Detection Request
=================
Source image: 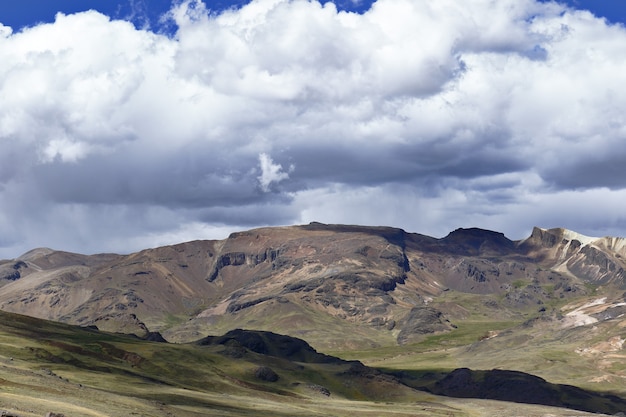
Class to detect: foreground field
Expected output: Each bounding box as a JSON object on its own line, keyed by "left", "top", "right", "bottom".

{"left": 0, "top": 309, "right": 624, "bottom": 417}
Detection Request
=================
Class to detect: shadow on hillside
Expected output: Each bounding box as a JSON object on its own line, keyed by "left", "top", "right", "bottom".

{"left": 193, "top": 329, "right": 626, "bottom": 414}
{"left": 387, "top": 367, "right": 626, "bottom": 415}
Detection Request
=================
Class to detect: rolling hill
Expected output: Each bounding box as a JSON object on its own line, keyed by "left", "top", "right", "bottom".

{"left": 0, "top": 310, "right": 624, "bottom": 416}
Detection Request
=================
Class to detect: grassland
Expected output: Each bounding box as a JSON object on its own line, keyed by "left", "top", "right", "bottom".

{"left": 0, "top": 310, "right": 467, "bottom": 416}
{"left": 1, "top": 292, "right": 624, "bottom": 417}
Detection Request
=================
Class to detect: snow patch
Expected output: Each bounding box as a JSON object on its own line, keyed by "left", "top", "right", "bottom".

{"left": 561, "top": 229, "right": 598, "bottom": 246}
{"left": 561, "top": 298, "right": 606, "bottom": 328}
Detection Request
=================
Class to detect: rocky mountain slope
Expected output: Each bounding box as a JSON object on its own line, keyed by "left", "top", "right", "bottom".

{"left": 1, "top": 223, "right": 626, "bottom": 351}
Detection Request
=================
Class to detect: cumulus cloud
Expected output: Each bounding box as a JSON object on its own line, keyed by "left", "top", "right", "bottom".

{"left": 1, "top": 0, "right": 626, "bottom": 257}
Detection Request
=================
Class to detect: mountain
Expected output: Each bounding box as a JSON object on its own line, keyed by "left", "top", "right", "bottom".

{"left": 1, "top": 223, "right": 626, "bottom": 351}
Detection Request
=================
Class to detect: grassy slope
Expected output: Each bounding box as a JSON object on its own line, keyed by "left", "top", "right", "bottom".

{"left": 0, "top": 310, "right": 468, "bottom": 417}
{"left": 0, "top": 292, "right": 623, "bottom": 417}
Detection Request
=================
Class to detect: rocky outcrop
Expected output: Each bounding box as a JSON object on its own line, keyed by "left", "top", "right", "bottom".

{"left": 207, "top": 248, "right": 282, "bottom": 282}
{"left": 523, "top": 227, "right": 565, "bottom": 249}
{"left": 397, "top": 307, "right": 456, "bottom": 345}
{"left": 254, "top": 366, "right": 279, "bottom": 382}
{"left": 0, "top": 260, "right": 28, "bottom": 283}
{"left": 143, "top": 331, "right": 168, "bottom": 343}
{"left": 196, "top": 329, "right": 342, "bottom": 364}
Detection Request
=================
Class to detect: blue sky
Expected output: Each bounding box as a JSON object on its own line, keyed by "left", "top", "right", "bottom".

{"left": 1, "top": 1, "right": 624, "bottom": 33}
{"left": 565, "top": 0, "right": 626, "bottom": 24}
{"left": 2, "top": 0, "right": 377, "bottom": 33}
{"left": 1, "top": 0, "right": 626, "bottom": 257}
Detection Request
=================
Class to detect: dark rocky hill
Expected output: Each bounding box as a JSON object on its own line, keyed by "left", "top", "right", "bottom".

{"left": 422, "top": 367, "right": 626, "bottom": 415}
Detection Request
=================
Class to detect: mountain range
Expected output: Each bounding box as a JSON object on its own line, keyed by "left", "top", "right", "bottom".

{"left": 2, "top": 223, "right": 625, "bottom": 347}
{"left": 2, "top": 223, "right": 626, "bottom": 415}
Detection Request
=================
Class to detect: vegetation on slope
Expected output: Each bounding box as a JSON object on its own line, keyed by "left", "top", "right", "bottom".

{"left": 1, "top": 309, "right": 625, "bottom": 416}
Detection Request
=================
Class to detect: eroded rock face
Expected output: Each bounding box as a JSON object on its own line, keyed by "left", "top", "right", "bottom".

{"left": 567, "top": 245, "right": 626, "bottom": 284}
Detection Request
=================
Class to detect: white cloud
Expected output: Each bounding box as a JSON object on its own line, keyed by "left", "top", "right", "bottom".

{"left": 1, "top": 0, "right": 626, "bottom": 257}
{"left": 41, "top": 138, "right": 91, "bottom": 163}
{"left": 0, "top": 23, "right": 11, "bottom": 38}
{"left": 257, "top": 153, "right": 291, "bottom": 192}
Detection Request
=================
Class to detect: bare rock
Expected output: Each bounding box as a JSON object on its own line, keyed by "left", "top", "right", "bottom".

{"left": 254, "top": 366, "right": 279, "bottom": 382}
{"left": 306, "top": 384, "right": 330, "bottom": 396}
{"left": 397, "top": 307, "right": 456, "bottom": 345}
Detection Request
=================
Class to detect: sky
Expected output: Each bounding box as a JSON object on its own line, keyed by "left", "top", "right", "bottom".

{"left": 1, "top": 0, "right": 626, "bottom": 258}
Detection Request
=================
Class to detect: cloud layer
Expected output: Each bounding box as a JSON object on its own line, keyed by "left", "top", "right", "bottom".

{"left": 1, "top": 0, "right": 626, "bottom": 257}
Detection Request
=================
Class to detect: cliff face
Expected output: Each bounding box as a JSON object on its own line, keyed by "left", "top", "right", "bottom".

{"left": 1, "top": 223, "right": 626, "bottom": 348}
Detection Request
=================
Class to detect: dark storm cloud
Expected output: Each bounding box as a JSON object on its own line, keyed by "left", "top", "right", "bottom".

{"left": 31, "top": 151, "right": 268, "bottom": 208}
{"left": 285, "top": 135, "right": 527, "bottom": 189}
{"left": 542, "top": 154, "right": 626, "bottom": 190}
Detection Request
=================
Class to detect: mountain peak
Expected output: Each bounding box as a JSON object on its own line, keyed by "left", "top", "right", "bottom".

{"left": 542, "top": 227, "right": 597, "bottom": 246}
{"left": 17, "top": 247, "right": 55, "bottom": 261}
{"left": 445, "top": 227, "right": 508, "bottom": 239}
{"left": 526, "top": 227, "right": 598, "bottom": 248}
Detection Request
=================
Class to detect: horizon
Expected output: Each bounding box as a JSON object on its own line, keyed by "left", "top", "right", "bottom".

{"left": 4, "top": 222, "right": 616, "bottom": 259}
